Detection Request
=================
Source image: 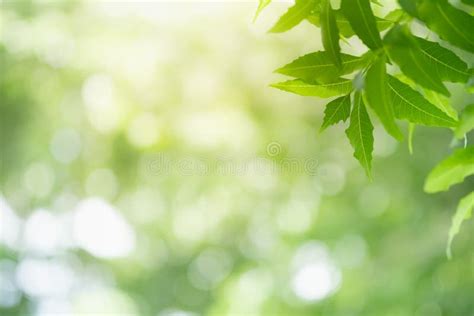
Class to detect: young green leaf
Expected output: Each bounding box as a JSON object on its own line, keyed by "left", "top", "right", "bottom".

{"left": 447, "top": 191, "right": 474, "bottom": 259}
{"left": 455, "top": 104, "right": 474, "bottom": 139}
{"left": 365, "top": 55, "right": 403, "bottom": 141}
{"left": 271, "top": 78, "right": 353, "bottom": 97}
{"left": 320, "top": 94, "right": 351, "bottom": 132}
{"left": 387, "top": 76, "right": 458, "bottom": 127}
{"left": 340, "top": 0, "right": 382, "bottom": 50}
{"left": 345, "top": 93, "right": 374, "bottom": 178}
{"left": 415, "top": 0, "right": 474, "bottom": 53}
{"left": 275, "top": 51, "right": 370, "bottom": 81}
{"left": 384, "top": 26, "right": 450, "bottom": 96}
{"left": 269, "top": 0, "right": 317, "bottom": 33}
{"left": 423, "top": 89, "right": 458, "bottom": 120}
{"left": 424, "top": 147, "right": 474, "bottom": 193}
{"left": 415, "top": 37, "right": 470, "bottom": 83}
{"left": 408, "top": 123, "right": 415, "bottom": 155}
{"left": 254, "top": 0, "right": 272, "bottom": 22}
{"left": 308, "top": 9, "right": 403, "bottom": 38}
{"left": 321, "top": 0, "right": 342, "bottom": 68}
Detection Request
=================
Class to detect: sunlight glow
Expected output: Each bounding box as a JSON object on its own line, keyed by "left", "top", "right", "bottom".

{"left": 73, "top": 198, "right": 135, "bottom": 258}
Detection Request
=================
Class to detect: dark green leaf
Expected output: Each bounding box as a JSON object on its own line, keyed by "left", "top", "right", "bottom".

{"left": 447, "top": 191, "right": 474, "bottom": 259}
{"left": 320, "top": 94, "right": 351, "bottom": 132}
{"left": 455, "top": 104, "right": 474, "bottom": 139}
{"left": 275, "top": 51, "right": 370, "bottom": 81}
{"left": 408, "top": 0, "right": 474, "bottom": 53}
{"left": 365, "top": 55, "right": 403, "bottom": 140}
{"left": 388, "top": 76, "right": 458, "bottom": 127}
{"left": 271, "top": 78, "right": 353, "bottom": 97}
{"left": 345, "top": 93, "right": 374, "bottom": 178}
{"left": 384, "top": 26, "right": 450, "bottom": 96}
{"left": 415, "top": 37, "right": 470, "bottom": 83}
{"left": 269, "top": 0, "right": 317, "bottom": 33}
{"left": 321, "top": 0, "right": 342, "bottom": 68}
{"left": 424, "top": 147, "right": 474, "bottom": 193}
{"left": 340, "top": 0, "right": 383, "bottom": 49}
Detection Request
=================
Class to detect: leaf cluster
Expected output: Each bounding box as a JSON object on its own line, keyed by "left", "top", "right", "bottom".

{"left": 258, "top": 0, "right": 474, "bottom": 256}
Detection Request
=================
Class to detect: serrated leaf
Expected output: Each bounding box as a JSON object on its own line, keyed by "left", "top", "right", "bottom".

{"left": 424, "top": 147, "right": 474, "bottom": 193}
{"left": 384, "top": 26, "right": 450, "bottom": 96}
{"left": 416, "top": 0, "right": 474, "bottom": 53}
{"left": 275, "top": 51, "right": 370, "bottom": 81}
{"left": 320, "top": 94, "right": 351, "bottom": 132}
{"left": 321, "top": 0, "right": 342, "bottom": 68}
{"left": 308, "top": 9, "right": 402, "bottom": 38}
{"left": 447, "top": 191, "right": 474, "bottom": 259}
{"left": 423, "top": 89, "right": 458, "bottom": 120}
{"left": 387, "top": 76, "right": 458, "bottom": 127}
{"left": 340, "top": 0, "right": 382, "bottom": 50}
{"left": 365, "top": 55, "right": 403, "bottom": 140}
{"left": 455, "top": 104, "right": 474, "bottom": 139}
{"left": 415, "top": 37, "right": 470, "bottom": 83}
{"left": 269, "top": 0, "right": 317, "bottom": 33}
{"left": 345, "top": 93, "right": 374, "bottom": 178}
{"left": 271, "top": 78, "right": 353, "bottom": 97}
{"left": 254, "top": 0, "right": 272, "bottom": 22}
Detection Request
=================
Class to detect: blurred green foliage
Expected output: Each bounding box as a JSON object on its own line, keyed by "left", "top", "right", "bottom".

{"left": 0, "top": 1, "right": 473, "bottom": 316}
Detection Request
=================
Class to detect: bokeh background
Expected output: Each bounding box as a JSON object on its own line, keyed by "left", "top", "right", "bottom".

{"left": 1, "top": 1, "right": 474, "bottom": 315}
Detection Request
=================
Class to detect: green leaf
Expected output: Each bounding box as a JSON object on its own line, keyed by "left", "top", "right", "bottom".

{"left": 447, "top": 191, "right": 474, "bottom": 259}
{"left": 320, "top": 94, "right": 351, "bottom": 132}
{"left": 461, "top": 0, "right": 474, "bottom": 5}
{"left": 340, "top": 0, "right": 383, "bottom": 50}
{"left": 254, "top": 0, "right": 272, "bottom": 22}
{"left": 423, "top": 89, "right": 458, "bottom": 120}
{"left": 455, "top": 104, "right": 474, "bottom": 139}
{"left": 365, "top": 55, "right": 403, "bottom": 141}
{"left": 384, "top": 26, "right": 450, "bottom": 96}
{"left": 415, "top": 37, "right": 470, "bottom": 83}
{"left": 345, "top": 93, "right": 374, "bottom": 178}
{"left": 269, "top": 0, "right": 317, "bottom": 33}
{"left": 307, "top": 9, "right": 399, "bottom": 38}
{"left": 271, "top": 78, "right": 353, "bottom": 97}
{"left": 408, "top": 123, "right": 415, "bottom": 155}
{"left": 424, "top": 147, "right": 474, "bottom": 193}
{"left": 321, "top": 0, "right": 342, "bottom": 68}
{"left": 416, "top": 0, "right": 474, "bottom": 53}
{"left": 387, "top": 76, "right": 458, "bottom": 127}
{"left": 275, "top": 51, "right": 370, "bottom": 81}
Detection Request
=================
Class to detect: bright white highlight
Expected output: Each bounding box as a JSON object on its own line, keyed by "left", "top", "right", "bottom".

{"left": 73, "top": 198, "right": 135, "bottom": 258}
{"left": 15, "top": 258, "right": 75, "bottom": 298}
{"left": 23, "top": 209, "right": 60, "bottom": 255}
{"left": 291, "top": 241, "right": 341, "bottom": 302}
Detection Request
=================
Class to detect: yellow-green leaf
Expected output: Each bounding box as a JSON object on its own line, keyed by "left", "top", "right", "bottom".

{"left": 254, "top": 0, "right": 272, "bottom": 22}
{"left": 275, "top": 51, "right": 370, "bottom": 81}
{"left": 271, "top": 78, "right": 353, "bottom": 98}
{"left": 447, "top": 191, "right": 474, "bottom": 259}
{"left": 424, "top": 147, "right": 474, "bottom": 193}
{"left": 455, "top": 104, "right": 474, "bottom": 139}
{"left": 269, "top": 0, "right": 317, "bottom": 33}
